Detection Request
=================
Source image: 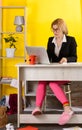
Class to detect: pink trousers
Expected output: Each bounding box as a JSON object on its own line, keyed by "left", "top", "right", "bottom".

{"left": 36, "top": 81, "right": 69, "bottom": 107}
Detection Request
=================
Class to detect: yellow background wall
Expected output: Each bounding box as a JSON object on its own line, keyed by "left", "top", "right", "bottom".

{"left": 1, "top": 0, "right": 82, "bottom": 95}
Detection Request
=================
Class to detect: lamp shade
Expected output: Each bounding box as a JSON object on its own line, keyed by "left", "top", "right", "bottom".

{"left": 14, "top": 16, "right": 25, "bottom": 25}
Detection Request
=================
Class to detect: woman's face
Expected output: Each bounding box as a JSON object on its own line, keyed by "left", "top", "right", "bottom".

{"left": 52, "top": 24, "right": 63, "bottom": 38}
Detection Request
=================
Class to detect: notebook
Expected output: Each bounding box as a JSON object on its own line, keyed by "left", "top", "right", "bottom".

{"left": 25, "top": 46, "right": 50, "bottom": 64}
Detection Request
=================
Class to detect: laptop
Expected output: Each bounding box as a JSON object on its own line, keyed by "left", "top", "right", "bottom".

{"left": 25, "top": 46, "right": 50, "bottom": 64}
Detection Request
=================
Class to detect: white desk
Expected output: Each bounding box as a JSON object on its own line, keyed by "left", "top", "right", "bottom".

{"left": 16, "top": 62, "right": 82, "bottom": 127}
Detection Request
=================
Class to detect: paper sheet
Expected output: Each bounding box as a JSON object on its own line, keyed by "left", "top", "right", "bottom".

{"left": 63, "top": 126, "right": 82, "bottom": 130}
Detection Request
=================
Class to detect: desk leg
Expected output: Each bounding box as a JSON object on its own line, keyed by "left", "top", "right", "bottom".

{"left": 18, "top": 80, "right": 22, "bottom": 128}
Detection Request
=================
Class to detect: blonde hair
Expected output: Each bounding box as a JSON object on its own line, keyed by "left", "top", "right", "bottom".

{"left": 51, "top": 18, "right": 68, "bottom": 35}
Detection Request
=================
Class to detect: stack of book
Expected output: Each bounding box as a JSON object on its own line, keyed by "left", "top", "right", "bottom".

{"left": 0, "top": 77, "right": 12, "bottom": 84}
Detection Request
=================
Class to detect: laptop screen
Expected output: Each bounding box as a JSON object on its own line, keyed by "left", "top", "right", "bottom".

{"left": 25, "top": 46, "right": 50, "bottom": 64}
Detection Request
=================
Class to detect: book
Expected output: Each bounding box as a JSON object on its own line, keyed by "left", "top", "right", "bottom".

{"left": 17, "top": 125, "right": 38, "bottom": 130}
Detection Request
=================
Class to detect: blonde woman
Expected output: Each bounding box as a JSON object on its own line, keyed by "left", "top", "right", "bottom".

{"left": 32, "top": 18, "right": 77, "bottom": 125}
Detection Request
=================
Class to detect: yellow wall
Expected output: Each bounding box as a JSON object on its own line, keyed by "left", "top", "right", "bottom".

{"left": 2, "top": 0, "right": 82, "bottom": 60}
{"left": 1, "top": 0, "right": 82, "bottom": 95}
{"left": 27, "top": 0, "right": 82, "bottom": 61}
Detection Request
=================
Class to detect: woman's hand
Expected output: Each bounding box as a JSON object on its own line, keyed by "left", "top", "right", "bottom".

{"left": 59, "top": 57, "right": 67, "bottom": 64}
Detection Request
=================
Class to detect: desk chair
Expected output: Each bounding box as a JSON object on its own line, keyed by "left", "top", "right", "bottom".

{"left": 43, "top": 82, "right": 72, "bottom": 111}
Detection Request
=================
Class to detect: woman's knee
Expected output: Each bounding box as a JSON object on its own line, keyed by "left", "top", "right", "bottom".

{"left": 49, "top": 81, "right": 56, "bottom": 86}
{"left": 38, "top": 81, "right": 48, "bottom": 86}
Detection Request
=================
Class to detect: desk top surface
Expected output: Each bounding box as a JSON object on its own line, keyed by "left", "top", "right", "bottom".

{"left": 16, "top": 62, "right": 82, "bottom": 68}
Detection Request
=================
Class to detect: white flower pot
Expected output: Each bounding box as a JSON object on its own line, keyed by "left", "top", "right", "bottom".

{"left": 6, "top": 48, "right": 16, "bottom": 57}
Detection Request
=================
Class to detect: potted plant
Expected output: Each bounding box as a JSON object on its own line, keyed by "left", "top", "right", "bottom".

{"left": 4, "top": 33, "right": 18, "bottom": 57}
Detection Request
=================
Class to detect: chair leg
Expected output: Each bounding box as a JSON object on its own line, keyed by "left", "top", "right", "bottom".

{"left": 64, "top": 83, "right": 72, "bottom": 107}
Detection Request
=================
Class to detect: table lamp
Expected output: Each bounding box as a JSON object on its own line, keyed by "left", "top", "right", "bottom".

{"left": 14, "top": 16, "right": 25, "bottom": 32}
